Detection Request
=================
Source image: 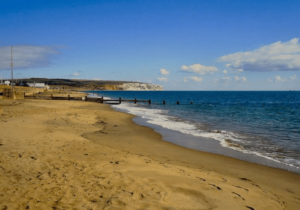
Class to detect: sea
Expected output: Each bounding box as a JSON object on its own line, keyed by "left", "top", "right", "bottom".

{"left": 86, "top": 91, "right": 300, "bottom": 174}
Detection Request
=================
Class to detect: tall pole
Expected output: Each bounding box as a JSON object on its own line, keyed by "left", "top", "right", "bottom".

{"left": 11, "top": 46, "right": 14, "bottom": 96}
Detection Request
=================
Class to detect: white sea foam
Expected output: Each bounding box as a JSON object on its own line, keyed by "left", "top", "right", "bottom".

{"left": 87, "top": 93, "right": 111, "bottom": 100}
{"left": 87, "top": 93, "right": 100, "bottom": 98}
{"left": 112, "top": 103, "right": 299, "bottom": 169}
{"left": 114, "top": 103, "right": 241, "bottom": 145}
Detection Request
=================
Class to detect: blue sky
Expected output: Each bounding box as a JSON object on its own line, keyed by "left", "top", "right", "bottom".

{"left": 0, "top": 0, "right": 300, "bottom": 90}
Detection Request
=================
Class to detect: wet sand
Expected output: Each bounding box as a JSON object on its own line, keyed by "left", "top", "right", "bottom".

{"left": 0, "top": 98, "right": 300, "bottom": 209}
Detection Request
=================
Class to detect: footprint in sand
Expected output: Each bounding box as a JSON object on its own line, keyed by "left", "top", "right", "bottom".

{"left": 231, "top": 192, "right": 245, "bottom": 200}
{"left": 208, "top": 184, "right": 222, "bottom": 191}
{"left": 196, "top": 177, "right": 206, "bottom": 182}
{"left": 234, "top": 185, "right": 249, "bottom": 191}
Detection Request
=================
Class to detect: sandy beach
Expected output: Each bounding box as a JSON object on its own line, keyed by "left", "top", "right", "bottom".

{"left": 1, "top": 98, "right": 300, "bottom": 209}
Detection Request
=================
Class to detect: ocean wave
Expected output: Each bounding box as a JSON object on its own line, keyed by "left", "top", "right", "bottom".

{"left": 113, "top": 102, "right": 300, "bottom": 169}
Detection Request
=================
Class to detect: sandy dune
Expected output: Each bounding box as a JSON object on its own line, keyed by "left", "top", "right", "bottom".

{"left": 0, "top": 99, "right": 299, "bottom": 209}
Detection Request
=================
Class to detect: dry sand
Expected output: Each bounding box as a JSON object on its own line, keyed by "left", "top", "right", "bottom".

{"left": 0, "top": 98, "right": 300, "bottom": 210}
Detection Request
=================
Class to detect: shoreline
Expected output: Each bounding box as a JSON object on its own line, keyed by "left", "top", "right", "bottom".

{"left": 85, "top": 102, "right": 300, "bottom": 183}
{"left": 88, "top": 91, "right": 300, "bottom": 173}
{"left": 1, "top": 98, "right": 300, "bottom": 209}
{"left": 132, "top": 116, "right": 300, "bottom": 174}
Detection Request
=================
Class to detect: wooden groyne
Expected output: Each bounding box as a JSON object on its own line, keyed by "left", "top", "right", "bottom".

{"left": 23, "top": 93, "right": 194, "bottom": 105}
{"left": 24, "top": 94, "right": 152, "bottom": 105}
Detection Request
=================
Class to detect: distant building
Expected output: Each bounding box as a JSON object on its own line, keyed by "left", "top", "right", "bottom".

{"left": 27, "top": 82, "right": 48, "bottom": 88}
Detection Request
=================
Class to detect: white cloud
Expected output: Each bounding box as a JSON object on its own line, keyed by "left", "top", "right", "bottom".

{"left": 190, "top": 76, "right": 203, "bottom": 82}
{"left": 72, "top": 72, "right": 80, "bottom": 76}
{"left": 222, "top": 76, "right": 231, "bottom": 82}
{"left": 267, "top": 78, "right": 273, "bottom": 82}
{"left": 213, "top": 78, "right": 219, "bottom": 83}
{"left": 290, "top": 74, "right": 297, "bottom": 80}
{"left": 222, "top": 69, "right": 228, "bottom": 74}
{"left": 181, "top": 63, "right": 218, "bottom": 75}
{"left": 183, "top": 76, "right": 203, "bottom": 82}
{"left": 218, "top": 38, "right": 300, "bottom": 72}
{"left": 275, "top": 76, "right": 286, "bottom": 82}
{"left": 275, "top": 75, "right": 297, "bottom": 82}
{"left": 0, "top": 45, "right": 59, "bottom": 70}
{"left": 160, "top": 68, "right": 170, "bottom": 75}
{"left": 234, "top": 76, "right": 247, "bottom": 82}
{"left": 157, "top": 77, "right": 168, "bottom": 82}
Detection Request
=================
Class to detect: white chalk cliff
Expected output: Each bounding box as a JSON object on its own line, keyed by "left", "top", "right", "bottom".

{"left": 118, "top": 83, "right": 163, "bottom": 91}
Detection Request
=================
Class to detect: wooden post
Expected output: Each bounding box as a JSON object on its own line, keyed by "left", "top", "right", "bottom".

{"left": 177, "top": 101, "right": 180, "bottom": 105}
{"left": 51, "top": 94, "right": 53, "bottom": 99}
{"left": 134, "top": 98, "right": 137, "bottom": 104}
{"left": 68, "top": 95, "right": 70, "bottom": 101}
{"left": 119, "top": 97, "right": 122, "bottom": 104}
{"left": 149, "top": 99, "right": 151, "bottom": 105}
{"left": 101, "top": 97, "right": 104, "bottom": 104}
{"left": 85, "top": 96, "right": 87, "bottom": 101}
{"left": 163, "top": 100, "right": 165, "bottom": 105}
{"left": 24, "top": 92, "right": 25, "bottom": 98}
